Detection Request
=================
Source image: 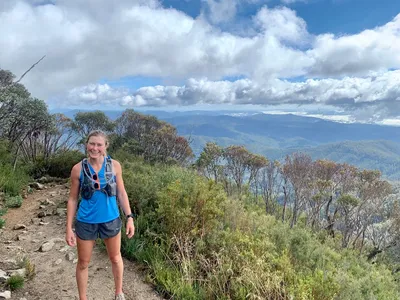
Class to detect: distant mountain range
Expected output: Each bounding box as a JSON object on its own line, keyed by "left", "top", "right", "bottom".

{"left": 57, "top": 109, "right": 400, "bottom": 179}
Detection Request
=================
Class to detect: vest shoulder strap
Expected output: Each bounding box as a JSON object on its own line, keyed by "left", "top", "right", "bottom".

{"left": 105, "top": 156, "right": 114, "bottom": 181}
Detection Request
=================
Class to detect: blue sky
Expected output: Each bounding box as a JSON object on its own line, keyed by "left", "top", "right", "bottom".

{"left": 1, "top": 0, "right": 400, "bottom": 125}
{"left": 162, "top": 0, "right": 400, "bottom": 35}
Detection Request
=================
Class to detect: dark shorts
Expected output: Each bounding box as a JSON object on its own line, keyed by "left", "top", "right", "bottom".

{"left": 75, "top": 217, "right": 122, "bottom": 240}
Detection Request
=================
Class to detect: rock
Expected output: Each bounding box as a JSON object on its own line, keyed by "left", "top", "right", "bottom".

{"left": 31, "top": 218, "right": 41, "bottom": 225}
{"left": 0, "top": 290, "right": 11, "bottom": 299}
{"left": 17, "top": 235, "right": 30, "bottom": 241}
{"left": 59, "top": 245, "right": 69, "bottom": 252}
{"left": 13, "top": 224, "right": 26, "bottom": 230}
{"left": 8, "top": 268, "right": 26, "bottom": 277}
{"left": 50, "top": 237, "right": 64, "bottom": 243}
{"left": 3, "top": 240, "right": 12, "bottom": 244}
{"left": 37, "top": 176, "right": 48, "bottom": 183}
{"left": 73, "top": 258, "right": 78, "bottom": 264}
{"left": 54, "top": 258, "right": 62, "bottom": 266}
{"left": 39, "top": 240, "right": 55, "bottom": 252}
{"left": 1, "top": 259, "right": 17, "bottom": 269}
{"left": 29, "top": 182, "right": 44, "bottom": 190}
{"left": 6, "top": 245, "right": 23, "bottom": 251}
{"left": 39, "top": 205, "right": 46, "bottom": 209}
{"left": 41, "top": 198, "right": 55, "bottom": 206}
{"left": 37, "top": 211, "right": 47, "bottom": 218}
{"left": 39, "top": 221, "right": 49, "bottom": 226}
{"left": 66, "top": 252, "right": 75, "bottom": 261}
{"left": 55, "top": 208, "right": 67, "bottom": 217}
{"left": 0, "top": 269, "right": 9, "bottom": 283}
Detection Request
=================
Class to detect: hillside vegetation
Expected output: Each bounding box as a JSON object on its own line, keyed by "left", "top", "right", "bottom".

{"left": 1, "top": 68, "right": 400, "bottom": 299}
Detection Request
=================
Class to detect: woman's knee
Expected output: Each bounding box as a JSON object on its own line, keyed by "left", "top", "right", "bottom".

{"left": 77, "top": 259, "right": 90, "bottom": 270}
{"left": 108, "top": 252, "right": 122, "bottom": 264}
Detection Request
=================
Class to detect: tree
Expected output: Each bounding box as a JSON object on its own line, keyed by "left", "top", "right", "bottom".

{"left": 72, "top": 110, "right": 115, "bottom": 143}
{"left": 196, "top": 142, "right": 224, "bottom": 183}
{"left": 115, "top": 109, "right": 193, "bottom": 165}
{"left": 282, "top": 152, "right": 313, "bottom": 227}
{"left": 223, "top": 145, "right": 251, "bottom": 196}
{"left": 259, "top": 160, "right": 282, "bottom": 215}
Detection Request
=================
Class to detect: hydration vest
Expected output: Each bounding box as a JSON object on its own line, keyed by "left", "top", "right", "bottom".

{"left": 80, "top": 156, "right": 117, "bottom": 200}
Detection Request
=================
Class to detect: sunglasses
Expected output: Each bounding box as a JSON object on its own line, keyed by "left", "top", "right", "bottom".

{"left": 92, "top": 173, "right": 100, "bottom": 189}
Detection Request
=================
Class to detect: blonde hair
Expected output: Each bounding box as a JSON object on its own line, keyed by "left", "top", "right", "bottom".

{"left": 86, "top": 130, "right": 109, "bottom": 156}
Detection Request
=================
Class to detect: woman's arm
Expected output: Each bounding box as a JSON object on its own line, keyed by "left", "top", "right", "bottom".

{"left": 114, "top": 160, "right": 135, "bottom": 238}
{"left": 65, "top": 163, "right": 81, "bottom": 246}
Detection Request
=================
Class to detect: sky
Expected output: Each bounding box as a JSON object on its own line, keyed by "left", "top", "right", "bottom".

{"left": 1, "top": 0, "right": 400, "bottom": 125}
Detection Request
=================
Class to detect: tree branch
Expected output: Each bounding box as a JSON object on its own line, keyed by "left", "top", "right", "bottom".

{"left": 15, "top": 55, "right": 46, "bottom": 84}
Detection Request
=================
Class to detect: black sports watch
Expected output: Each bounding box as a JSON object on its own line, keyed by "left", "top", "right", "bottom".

{"left": 126, "top": 213, "right": 135, "bottom": 220}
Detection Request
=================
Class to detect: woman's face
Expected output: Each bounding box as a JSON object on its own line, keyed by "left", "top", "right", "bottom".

{"left": 86, "top": 135, "right": 107, "bottom": 159}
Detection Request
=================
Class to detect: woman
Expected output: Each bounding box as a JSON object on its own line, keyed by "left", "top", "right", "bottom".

{"left": 65, "top": 130, "right": 135, "bottom": 300}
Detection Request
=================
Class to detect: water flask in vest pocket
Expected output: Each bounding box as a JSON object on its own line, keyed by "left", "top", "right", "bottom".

{"left": 81, "top": 183, "right": 94, "bottom": 199}
{"left": 105, "top": 182, "right": 117, "bottom": 196}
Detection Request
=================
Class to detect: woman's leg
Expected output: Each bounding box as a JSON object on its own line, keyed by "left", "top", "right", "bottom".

{"left": 76, "top": 237, "right": 95, "bottom": 300}
{"left": 104, "top": 232, "right": 124, "bottom": 295}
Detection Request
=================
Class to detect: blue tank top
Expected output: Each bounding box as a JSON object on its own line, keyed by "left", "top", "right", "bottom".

{"left": 76, "top": 158, "right": 120, "bottom": 223}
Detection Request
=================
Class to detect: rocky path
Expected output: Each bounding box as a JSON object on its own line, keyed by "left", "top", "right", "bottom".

{"left": 0, "top": 183, "right": 163, "bottom": 300}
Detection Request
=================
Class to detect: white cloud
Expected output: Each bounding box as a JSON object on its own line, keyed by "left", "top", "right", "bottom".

{"left": 309, "top": 15, "right": 400, "bottom": 76}
{"left": 1, "top": 0, "right": 400, "bottom": 121}
{"left": 204, "top": 0, "right": 238, "bottom": 24}
{"left": 63, "top": 70, "right": 400, "bottom": 121}
{"left": 253, "top": 6, "right": 309, "bottom": 44}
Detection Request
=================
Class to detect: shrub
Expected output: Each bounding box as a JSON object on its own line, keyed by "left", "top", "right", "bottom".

{"left": 46, "top": 150, "right": 85, "bottom": 178}
{"left": 5, "top": 195, "right": 23, "bottom": 208}
{"left": 0, "top": 218, "right": 5, "bottom": 229}
{"left": 29, "top": 150, "right": 85, "bottom": 179}
{"left": 118, "top": 158, "right": 400, "bottom": 300}
{"left": 6, "top": 275, "right": 24, "bottom": 290}
{"left": 0, "top": 163, "right": 29, "bottom": 196}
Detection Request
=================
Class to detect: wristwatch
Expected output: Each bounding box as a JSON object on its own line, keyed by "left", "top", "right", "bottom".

{"left": 126, "top": 213, "right": 135, "bottom": 220}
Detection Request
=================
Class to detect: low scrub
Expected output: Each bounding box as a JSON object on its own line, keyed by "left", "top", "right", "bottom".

{"left": 0, "top": 163, "right": 29, "bottom": 196}
{"left": 5, "top": 195, "right": 23, "bottom": 208}
{"left": 6, "top": 275, "right": 24, "bottom": 290}
{"left": 29, "top": 150, "right": 85, "bottom": 179}
{"left": 119, "top": 158, "right": 400, "bottom": 299}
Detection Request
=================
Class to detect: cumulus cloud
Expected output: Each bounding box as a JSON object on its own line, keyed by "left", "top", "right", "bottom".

{"left": 64, "top": 70, "right": 400, "bottom": 121}
{"left": 0, "top": 0, "right": 315, "bottom": 99}
{"left": 309, "top": 15, "right": 400, "bottom": 76}
{"left": 1, "top": 0, "right": 400, "bottom": 121}
{"left": 204, "top": 0, "right": 238, "bottom": 24}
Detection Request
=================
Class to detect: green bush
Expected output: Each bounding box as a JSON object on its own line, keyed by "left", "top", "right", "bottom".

{"left": 0, "top": 218, "right": 5, "bottom": 229}
{"left": 5, "top": 195, "right": 23, "bottom": 208}
{"left": 0, "top": 163, "right": 29, "bottom": 196}
{"left": 118, "top": 157, "right": 400, "bottom": 300}
{"left": 6, "top": 275, "right": 24, "bottom": 290}
{"left": 29, "top": 150, "right": 85, "bottom": 179}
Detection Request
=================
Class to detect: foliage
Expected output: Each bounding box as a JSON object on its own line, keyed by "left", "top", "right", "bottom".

{"left": 119, "top": 155, "right": 400, "bottom": 299}
{"left": 5, "top": 195, "right": 23, "bottom": 208}
{"left": 6, "top": 275, "right": 24, "bottom": 290}
{"left": 29, "top": 149, "right": 85, "bottom": 178}
{"left": 115, "top": 109, "right": 194, "bottom": 165}
{"left": 0, "top": 218, "right": 5, "bottom": 229}
{"left": 72, "top": 110, "right": 115, "bottom": 143}
{"left": 0, "top": 163, "right": 29, "bottom": 196}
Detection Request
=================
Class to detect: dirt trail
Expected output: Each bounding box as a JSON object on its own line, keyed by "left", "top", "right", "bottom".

{"left": 0, "top": 183, "right": 163, "bottom": 300}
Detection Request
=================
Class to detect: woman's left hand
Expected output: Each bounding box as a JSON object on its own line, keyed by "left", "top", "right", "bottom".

{"left": 126, "top": 219, "right": 135, "bottom": 239}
